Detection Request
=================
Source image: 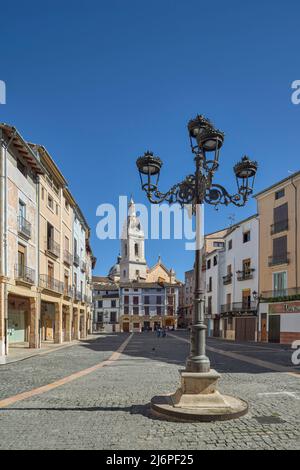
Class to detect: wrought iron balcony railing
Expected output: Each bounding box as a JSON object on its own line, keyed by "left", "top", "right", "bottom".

{"left": 15, "top": 264, "right": 35, "bottom": 284}
{"left": 236, "top": 269, "right": 255, "bottom": 281}
{"left": 223, "top": 273, "right": 233, "bottom": 285}
{"left": 18, "top": 215, "right": 31, "bottom": 238}
{"left": 80, "top": 260, "right": 87, "bottom": 272}
{"left": 271, "top": 219, "right": 288, "bottom": 235}
{"left": 74, "top": 290, "right": 83, "bottom": 301}
{"left": 268, "top": 253, "right": 290, "bottom": 266}
{"left": 261, "top": 287, "right": 300, "bottom": 300}
{"left": 46, "top": 238, "right": 60, "bottom": 257}
{"left": 73, "top": 253, "right": 80, "bottom": 266}
{"left": 40, "top": 274, "right": 64, "bottom": 293}
{"left": 221, "top": 301, "right": 257, "bottom": 314}
{"left": 63, "top": 286, "right": 73, "bottom": 298}
{"left": 63, "top": 250, "right": 73, "bottom": 265}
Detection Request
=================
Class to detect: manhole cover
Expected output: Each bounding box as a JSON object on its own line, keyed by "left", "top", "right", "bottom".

{"left": 254, "top": 416, "right": 286, "bottom": 424}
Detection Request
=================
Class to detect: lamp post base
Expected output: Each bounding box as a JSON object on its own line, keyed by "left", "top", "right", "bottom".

{"left": 150, "top": 369, "right": 248, "bottom": 422}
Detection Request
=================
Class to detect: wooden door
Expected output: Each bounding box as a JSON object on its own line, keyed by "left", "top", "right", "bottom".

{"left": 123, "top": 322, "right": 130, "bottom": 332}
{"left": 261, "top": 313, "right": 267, "bottom": 341}
{"left": 269, "top": 315, "right": 280, "bottom": 343}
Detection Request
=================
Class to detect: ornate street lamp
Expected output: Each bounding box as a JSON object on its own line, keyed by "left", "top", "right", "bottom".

{"left": 136, "top": 114, "right": 258, "bottom": 421}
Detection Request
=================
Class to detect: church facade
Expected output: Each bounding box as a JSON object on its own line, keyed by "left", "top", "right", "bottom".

{"left": 92, "top": 198, "right": 181, "bottom": 332}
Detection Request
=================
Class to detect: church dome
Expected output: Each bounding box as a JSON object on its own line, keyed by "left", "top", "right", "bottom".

{"left": 108, "top": 255, "right": 121, "bottom": 279}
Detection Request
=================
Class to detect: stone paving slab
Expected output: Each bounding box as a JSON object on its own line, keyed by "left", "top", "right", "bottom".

{"left": 0, "top": 332, "right": 299, "bottom": 450}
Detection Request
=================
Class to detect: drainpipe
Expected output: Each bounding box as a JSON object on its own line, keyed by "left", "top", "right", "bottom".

{"left": 37, "top": 174, "right": 41, "bottom": 347}
{"left": 291, "top": 179, "right": 298, "bottom": 289}
{"left": 0, "top": 128, "right": 17, "bottom": 355}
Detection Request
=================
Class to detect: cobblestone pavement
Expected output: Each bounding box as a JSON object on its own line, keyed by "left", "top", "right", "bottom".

{"left": 0, "top": 331, "right": 300, "bottom": 450}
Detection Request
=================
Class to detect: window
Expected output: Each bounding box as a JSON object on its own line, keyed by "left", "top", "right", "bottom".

{"left": 228, "top": 240, "right": 232, "bottom": 250}
{"left": 56, "top": 203, "right": 59, "bottom": 215}
{"left": 135, "top": 243, "right": 139, "bottom": 257}
{"left": 208, "top": 277, "right": 212, "bottom": 291}
{"left": 144, "top": 295, "right": 150, "bottom": 305}
{"left": 124, "top": 295, "right": 129, "bottom": 305}
{"left": 213, "top": 241, "right": 224, "bottom": 248}
{"left": 47, "top": 222, "right": 54, "bottom": 249}
{"left": 133, "top": 307, "right": 139, "bottom": 315}
{"left": 145, "top": 306, "right": 149, "bottom": 316}
{"left": 275, "top": 188, "right": 285, "bottom": 200}
{"left": 110, "top": 312, "right": 117, "bottom": 323}
{"left": 19, "top": 200, "right": 26, "bottom": 219}
{"left": 41, "top": 187, "right": 45, "bottom": 200}
{"left": 273, "top": 272, "right": 287, "bottom": 294}
{"left": 243, "top": 231, "right": 251, "bottom": 243}
{"left": 17, "top": 243, "right": 26, "bottom": 276}
{"left": 207, "top": 259, "right": 211, "bottom": 270}
{"left": 133, "top": 296, "right": 139, "bottom": 305}
{"left": 157, "top": 306, "right": 162, "bottom": 315}
{"left": 272, "top": 235, "right": 288, "bottom": 263}
{"left": 47, "top": 195, "right": 54, "bottom": 210}
{"left": 111, "top": 300, "right": 116, "bottom": 308}
{"left": 207, "top": 296, "right": 212, "bottom": 315}
{"left": 97, "top": 313, "right": 103, "bottom": 323}
{"left": 123, "top": 270, "right": 126, "bottom": 278}
{"left": 133, "top": 288, "right": 139, "bottom": 292}
{"left": 136, "top": 270, "right": 140, "bottom": 278}
{"left": 65, "top": 199, "right": 69, "bottom": 211}
{"left": 243, "top": 258, "right": 251, "bottom": 273}
{"left": 124, "top": 244, "right": 127, "bottom": 257}
{"left": 17, "top": 158, "right": 27, "bottom": 177}
{"left": 74, "top": 238, "right": 78, "bottom": 256}
{"left": 124, "top": 306, "right": 129, "bottom": 315}
{"left": 48, "top": 261, "right": 54, "bottom": 279}
{"left": 156, "top": 296, "right": 162, "bottom": 304}
{"left": 213, "top": 255, "right": 218, "bottom": 266}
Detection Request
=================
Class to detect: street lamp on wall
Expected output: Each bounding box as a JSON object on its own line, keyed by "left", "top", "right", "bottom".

{"left": 136, "top": 113, "right": 258, "bottom": 422}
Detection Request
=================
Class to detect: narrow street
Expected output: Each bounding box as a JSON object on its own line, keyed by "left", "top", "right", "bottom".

{"left": 0, "top": 331, "right": 299, "bottom": 450}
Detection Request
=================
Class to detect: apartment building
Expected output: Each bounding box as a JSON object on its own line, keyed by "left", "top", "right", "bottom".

{"left": 256, "top": 172, "right": 300, "bottom": 344}
{"left": 218, "top": 215, "right": 259, "bottom": 341}
{"left": 0, "top": 124, "right": 44, "bottom": 356}
{"left": 0, "top": 125, "right": 95, "bottom": 359}
{"left": 93, "top": 275, "right": 120, "bottom": 333}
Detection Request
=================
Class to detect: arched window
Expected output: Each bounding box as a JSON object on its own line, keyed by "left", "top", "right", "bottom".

{"left": 135, "top": 243, "right": 139, "bottom": 257}
{"left": 124, "top": 243, "right": 127, "bottom": 257}
{"left": 123, "top": 270, "right": 126, "bottom": 278}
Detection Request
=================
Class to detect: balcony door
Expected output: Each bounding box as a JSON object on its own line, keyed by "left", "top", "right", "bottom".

{"left": 273, "top": 271, "right": 287, "bottom": 296}
{"left": 242, "top": 289, "right": 251, "bottom": 308}
{"left": 18, "top": 244, "right": 25, "bottom": 277}
{"left": 47, "top": 222, "right": 54, "bottom": 249}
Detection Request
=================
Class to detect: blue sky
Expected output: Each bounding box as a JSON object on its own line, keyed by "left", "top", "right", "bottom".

{"left": 0, "top": 0, "right": 299, "bottom": 280}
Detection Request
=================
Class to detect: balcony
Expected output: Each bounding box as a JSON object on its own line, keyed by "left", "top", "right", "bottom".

{"left": 268, "top": 253, "right": 290, "bottom": 266}
{"left": 73, "top": 253, "right": 80, "bottom": 266}
{"left": 40, "top": 274, "right": 63, "bottom": 293}
{"left": 221, "top": 301, "right": 257, "bottom": 315}
{"left": 74, "top": 290, "right": 83, "bottom": 302}
{"left": 261, "top": 287, "right": 300, "bottom": 302}
{"left": 63, "top": 250, "right": 73, "bottom": 265}
{"left": 63, "top": 286, "right": 73, "bottom": 298}
{"left": 46, "top": 238, "right": 60, "bottom": 258}
{"left": 223, "top": 273, "right": 233, "bottom": 285}
{"left": 15, "top": 264, "right": 35, "bottom": 284}
{"left": 237, "top": 269, "right": 255, "bottom": 281}
{"left": 80, "top": 260, "right": 87, "bottom": 273}
{"left": 271, "top": 219, "right": 288, "bottom": 235}
{"left": 18, "top": 216, "right": 31, "bottom": 239}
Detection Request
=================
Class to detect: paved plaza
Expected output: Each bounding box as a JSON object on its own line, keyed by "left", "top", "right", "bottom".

{"left": 0, "top": 331, "right": 300, "bottom": 450}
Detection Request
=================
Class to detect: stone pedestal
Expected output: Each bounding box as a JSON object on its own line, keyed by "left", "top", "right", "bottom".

{"left": 151, "top": 369, "right": 248, "bottom": 422}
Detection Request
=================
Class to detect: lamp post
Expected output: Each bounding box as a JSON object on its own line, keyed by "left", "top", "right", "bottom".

{"left": 136, "top": 115, "right": 258, "bottom": 421}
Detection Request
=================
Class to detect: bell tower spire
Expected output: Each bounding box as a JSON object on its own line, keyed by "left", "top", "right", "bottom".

{"left": 120, "top": 196, "right": 147, "bottom": 282}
